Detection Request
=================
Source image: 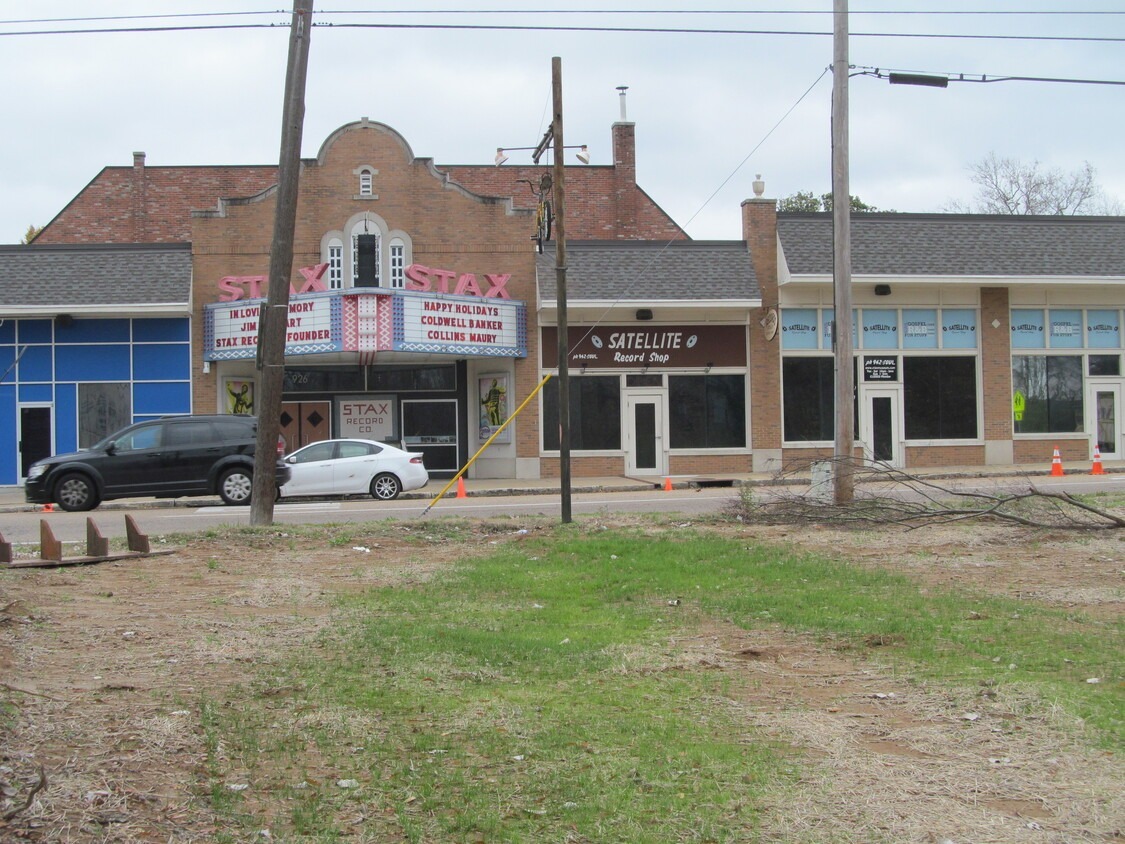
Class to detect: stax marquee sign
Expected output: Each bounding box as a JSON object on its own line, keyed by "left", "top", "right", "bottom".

{"left": 217, "top": 262, "right": 513, "bottom": 301}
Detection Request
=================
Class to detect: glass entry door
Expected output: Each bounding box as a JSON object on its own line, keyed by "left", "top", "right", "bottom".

{"left": 625, "top": 394, "right": 665, "bottom": 476}
{"left": 1088, "top": 384, "right": 1121, "bottom": 459}
{"left": 19, "top": 405, "right": 53, "bottom": 478}
{"left": 861, "top": 388, "right": 902, "bottom": 468}
{"left": 402, "top": 399, "right": 458, "bottom": 476}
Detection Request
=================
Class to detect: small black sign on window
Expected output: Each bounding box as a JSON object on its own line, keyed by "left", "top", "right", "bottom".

{"left": 863, "top": 356, "right": 898, "bottom": 382}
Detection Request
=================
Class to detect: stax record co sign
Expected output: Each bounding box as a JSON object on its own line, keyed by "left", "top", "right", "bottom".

{"left": 541, "top": 325, "right": 746, "bottom": 370}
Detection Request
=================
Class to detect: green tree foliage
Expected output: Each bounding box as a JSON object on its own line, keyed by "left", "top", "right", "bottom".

{"left": 21, "top": 224, "right": 42, "bottom": 244}
{"left": 777, "top": 192, "right": 882, "bottom": 212}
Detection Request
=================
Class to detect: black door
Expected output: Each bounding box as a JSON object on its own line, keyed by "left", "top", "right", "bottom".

{"left": 158, "top": 419, "right": 224, "bottom": 495}
{"left": 872, "top": 396, "right": 893, "bottom": 463}
{"left": 100, "top": 421, "right": 166, "bottom": 497}
{"left": 20, "top": 407, "right": 53, "bottom": 477}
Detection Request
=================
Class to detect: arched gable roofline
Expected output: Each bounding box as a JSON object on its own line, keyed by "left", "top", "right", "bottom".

{"left": 193, "top": 183, "right": 280, "bottom": 219}
{"left": 316, "top": 118, "right": 526, "bottom": 219}
{"left": 315, "top": 118, "right": 415, "bottom": 165}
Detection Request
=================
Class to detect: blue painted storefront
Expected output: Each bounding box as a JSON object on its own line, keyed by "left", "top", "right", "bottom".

{"left": 0, "top": 316, "right": 192, "bottom": 485}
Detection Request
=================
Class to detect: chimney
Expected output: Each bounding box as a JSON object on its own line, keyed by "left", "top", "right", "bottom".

{"left": 743, "top": 177, "right": 782, "bottom": 465}
{"left": 742, "top": 175, "right": 778, "bottom": 309}
{"left": 132, "top": 151, "right": 147, "bottom": 241}
{"left": 612, "top": 86, "right": 637, "bottom": 238}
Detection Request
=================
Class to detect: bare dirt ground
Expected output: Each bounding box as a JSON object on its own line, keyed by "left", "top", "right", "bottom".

{"left": 1, "top": 512, "right": 1122, "bottom": 843}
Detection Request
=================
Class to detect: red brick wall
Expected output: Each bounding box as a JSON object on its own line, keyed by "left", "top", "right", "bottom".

{"left": 540, "top": 455, "right": 624, "bottom": 478}
{"left": 669, "top": 454, "right": 752, "bottom": 474}
{"left": 743, "top": 198, "right": 780, "bottom": 453}
{"left": 905, "top": 445, "right": 987, "bottom": 468}
{"left": 980, "top": 287, "right": 1014, "bottom": 443}
{"left": 443, "top": 164, "right": 685, "bottom": 241}
{"left": 1014, "top": 439, "right": 1087, "bottom": 464}
{"left": 34, "top": 119, "right": 685, "bottom": 246}
{"left": 190, "top": 122, "right": 543, "bottom": 458}
{"left": 35, "top": 162, "right": 278, "bottom": 244}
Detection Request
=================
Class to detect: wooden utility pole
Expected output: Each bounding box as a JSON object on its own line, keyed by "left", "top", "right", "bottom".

{"left": 831, "top": 0, "right": 855, "bottom": 504}
{"left": 551, "top": 57, "right": 573, "bottom": 523}
{"left": 250, "top": 0, "right": 313, "bottom": 526}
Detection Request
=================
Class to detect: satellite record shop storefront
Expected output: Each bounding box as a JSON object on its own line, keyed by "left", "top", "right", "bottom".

{"left": 541, "top": 324, "right": 750, "bottom": 477}
{"left": 204, "top": 267, "right": 527, "bottom": 479}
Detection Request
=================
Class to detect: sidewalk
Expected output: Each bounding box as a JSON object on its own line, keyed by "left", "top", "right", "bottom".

{"left": 1, "top": 461, "right": 1119, "bottom": 514}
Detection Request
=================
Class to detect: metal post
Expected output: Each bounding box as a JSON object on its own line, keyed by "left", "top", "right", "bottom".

{"left": 551, "top": 57, "right": 572, "bottom": 523}
{"left": 831, "top": 0, "right": 855, "bottom": 504}
{"left": 250, "top": 0, "right": 313, "bottom": 526}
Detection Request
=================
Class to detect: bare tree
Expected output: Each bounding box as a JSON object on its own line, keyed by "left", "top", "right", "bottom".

{"left": 948, "top": 153, "right": 1116, "bottom": 215}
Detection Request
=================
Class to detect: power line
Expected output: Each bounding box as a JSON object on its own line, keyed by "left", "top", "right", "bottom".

{"left": 855, "top": 65, "right": 1125, "bottom": 87}
{"left": 6, "top": 9, "right": 1124, "bottom": 25}
{"left": 3, "top": 20, "right": 1122, "bottom": 44}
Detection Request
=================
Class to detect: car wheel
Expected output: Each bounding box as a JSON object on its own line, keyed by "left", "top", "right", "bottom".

{"left": 55, "top": 472, "right": 100, "bottom": 512}
{"left": 370, "top": 473, "right": 402, "bottom": 501}
{"left": 218, "top": 467, "right": 253, "bottom": 505}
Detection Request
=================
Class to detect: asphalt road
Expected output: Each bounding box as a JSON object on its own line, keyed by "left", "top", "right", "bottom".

{"left": 4, "top": 473, "right": 1123, "bottom": 555}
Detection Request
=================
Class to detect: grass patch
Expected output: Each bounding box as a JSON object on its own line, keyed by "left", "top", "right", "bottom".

{"left": 199, "top": 527, "right": 1122, "bottom": 841}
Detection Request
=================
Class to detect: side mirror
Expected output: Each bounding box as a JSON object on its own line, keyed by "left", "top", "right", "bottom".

{"left": 105, "top": 442, "right": 117, "bottom": 455}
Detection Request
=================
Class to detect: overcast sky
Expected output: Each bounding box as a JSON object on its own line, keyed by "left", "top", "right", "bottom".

{"left": 2, "top": 2, "right": 1122, "bottom": 244}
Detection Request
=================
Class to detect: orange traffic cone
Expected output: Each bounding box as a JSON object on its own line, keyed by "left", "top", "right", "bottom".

{"left": 456, "top": 476, "right": 467, "bottom": 498}
{"left": 1050, "top": 445, "right": 1064, "bottom": 477}
{"left": 1091, "top": 445, "right": 1106, "bottom": 475}
{"left": 41, "top": 502, "right": 54, "bottom": 513}
{"left": 663, "top": 477, "right": 673, "bottom": 492}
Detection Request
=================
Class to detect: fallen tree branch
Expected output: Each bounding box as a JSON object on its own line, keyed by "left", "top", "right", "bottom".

{"left": 2, "top": 766, "right": 47, "bottom": 821}
{"left": 730, "top": 457, "right": 1125, "bottom": 530}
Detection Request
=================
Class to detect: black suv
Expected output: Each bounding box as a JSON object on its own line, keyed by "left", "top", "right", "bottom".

{"left": 24, "top": 415, "right": 291, "bottom": 512}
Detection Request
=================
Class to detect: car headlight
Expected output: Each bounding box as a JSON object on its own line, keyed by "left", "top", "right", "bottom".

{"left": 26, "top": 464, "right": 47, "bottom": 480}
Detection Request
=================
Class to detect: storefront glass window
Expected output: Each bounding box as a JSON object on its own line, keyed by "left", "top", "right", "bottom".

{"left": 903, "top": 357, "right": 977, "bottom": 440}
{"left": 782, "top": 357, "right": 835, "bottom": 442}
{"left": 780, "top": 308, "right": 819, "bottom": 350}
{"left": 284, "top": 368, "right": 366, "bottom": 393}
{"left": 1011, "top": 355, "right": 1083, "bottom": 434}
{"left": 1011, "top": 310, "right": 1046, "bottom": 349}
{"left": 368, "top": 365, "right": 456, "bottom": 392}
{"left": 669, "top": 375, "right": 745, "bottom": 448}
{"left": 543, "top": 376, "right": 620, "bottom": 451}
{"left": 1086, "top": 309, "right": 1121, "bottom": 349}
{"left": 941, "top": 309, "right": 977, "bottom": 349}
{"left": 1049, "top": 309, "right": 1083, "bottom": 349}
{"left": 861, "top": 309, "right": 898, "bottom": 350}
{"left": 1089, "top": 355, "right": 1121, "bottom": 376}
{"left": 78, "top": 383, "right": 131, "bottom": 448}
{"left": 902, "top": 309, "right": 938, "bottom": 350}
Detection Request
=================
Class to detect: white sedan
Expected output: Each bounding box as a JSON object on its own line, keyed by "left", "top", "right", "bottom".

{"left": 278, "top": 439, "right": 428, "bottom": 501}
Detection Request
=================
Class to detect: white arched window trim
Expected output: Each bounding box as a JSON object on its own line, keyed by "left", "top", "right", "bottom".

{"left": 320, "top": 215, "right": 413, "bottom": 290}
{"left": 352, "top": 164, "right": 378, "bottom": 199}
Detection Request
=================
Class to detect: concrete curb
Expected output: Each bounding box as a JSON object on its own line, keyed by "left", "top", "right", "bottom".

{"left": 3, "top": 465, "right": 1119, "bottom": 515}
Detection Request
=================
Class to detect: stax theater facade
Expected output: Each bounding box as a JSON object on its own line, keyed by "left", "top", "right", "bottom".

{"left": 192, "top": 120, "right": 538, "bottom": 480}
{"left": 192, "top": 120, "right": 761, "bottom": 482}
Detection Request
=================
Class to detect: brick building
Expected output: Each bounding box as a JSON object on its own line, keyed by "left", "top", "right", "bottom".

{"left": 2, "top": 108, "right": 1123, "bottom": 488}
